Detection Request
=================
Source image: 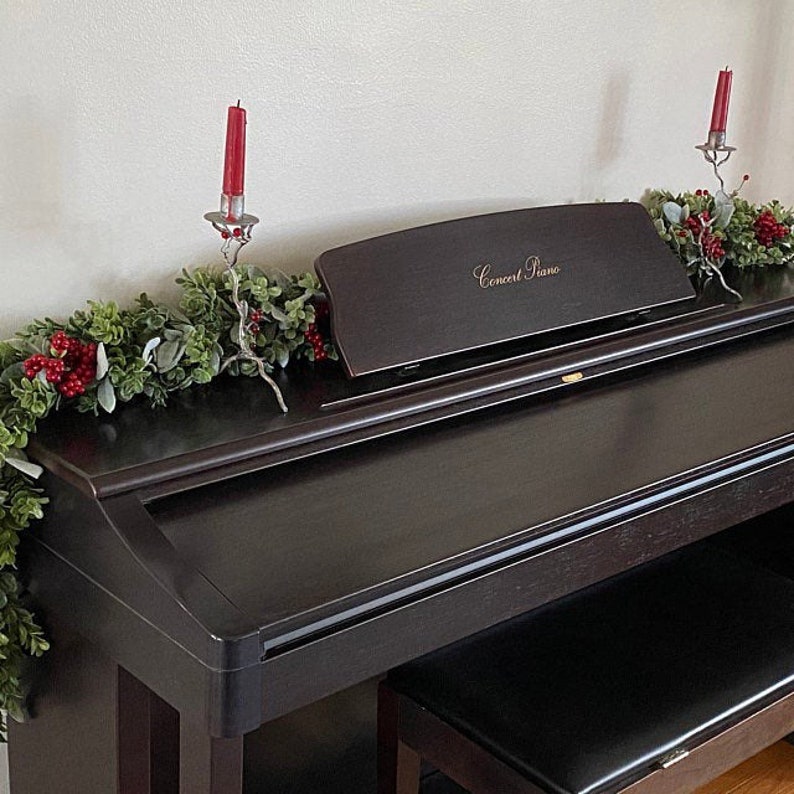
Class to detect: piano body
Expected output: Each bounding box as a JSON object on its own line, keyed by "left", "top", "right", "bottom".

{"left": 8, "top": 204, "right": 794, "bottom": 793}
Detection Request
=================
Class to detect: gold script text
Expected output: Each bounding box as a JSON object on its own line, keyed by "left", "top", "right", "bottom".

{"left": 472, "top": 256, "right": 561, "bottom": 289}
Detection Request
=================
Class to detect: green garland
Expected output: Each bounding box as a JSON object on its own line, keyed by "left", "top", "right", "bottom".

{"left": 0, "top": 193, "right": 790, "bottom": 739}
{"left": 0, "top": 263, "right": 334, "bottom": 738}
{"left": 645, "top": 189, "right": 794, "bottom": 276}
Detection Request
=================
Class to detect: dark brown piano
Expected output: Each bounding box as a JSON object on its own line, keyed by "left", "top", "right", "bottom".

{"left": 8, "top": 204, "right": 794, "bottom": 793}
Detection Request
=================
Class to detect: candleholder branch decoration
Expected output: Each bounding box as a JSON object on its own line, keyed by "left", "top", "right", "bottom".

{"left": 204, "top": 208, "right": 288, "bottom": 413}
{"left": 203, "top": 100, "right": 290, "bottom": 412}
{"left": 685, "top": 67, "right": 747, "bottom": 301}
{"left": 648, "top": 66, "right": 792, "bottom": 287}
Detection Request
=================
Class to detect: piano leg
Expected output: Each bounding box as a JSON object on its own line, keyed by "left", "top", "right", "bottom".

{"left": 179, "top": 719, "right": 243, "bottom": 794}
{"left": 118, "top": 666, "right": 179, "bottom": 793}
{"left": 377, "top": 682, "right": 421, "bottom": 794}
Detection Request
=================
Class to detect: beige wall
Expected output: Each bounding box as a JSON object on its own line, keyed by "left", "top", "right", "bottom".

{"left": 0, "top": 1, "right": 793, "bottom": 787}
{"left": 2, "top": 1, "right": 793, "bottom": 340}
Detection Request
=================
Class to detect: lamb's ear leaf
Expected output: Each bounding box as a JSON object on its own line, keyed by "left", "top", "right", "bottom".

{"left": 4, "top": 449, "right": 43, "bottom": 479}
{"left": 96, "top": 343, "right": 109, "bottom": 380}
{"left": 662, "top": 202, "right": 684, "bottom": 225}
{"left": 97, "top": 378, "right": 117, "bottom": 413}
{"left": 142, "top": 336, "right": 161, "bottom": 365}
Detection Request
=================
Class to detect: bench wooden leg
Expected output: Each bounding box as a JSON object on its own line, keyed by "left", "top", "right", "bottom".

{"left": 378, "top": 682, "right": 421, "bottom": 794}
{"left": 382, "top": 682, "right": 546, "bottom": 794}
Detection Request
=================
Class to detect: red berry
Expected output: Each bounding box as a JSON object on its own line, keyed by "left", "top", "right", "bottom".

{"left": 221, "top": 231, "right": 230, "bottom": 240}
{"left": 232, "top": 227, "right": 242, "bottom": 237}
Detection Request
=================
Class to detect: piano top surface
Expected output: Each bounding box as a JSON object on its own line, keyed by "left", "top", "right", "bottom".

{"left": 28, "top": 265, "right": 794, "bottom": 503}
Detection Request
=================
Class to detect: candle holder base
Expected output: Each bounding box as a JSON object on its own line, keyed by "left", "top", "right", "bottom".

{"left": 695, "top": 132, "right": 736, "bottom": 196}
{"left": 695, "top": 142, "right": 736, "bottom": 155}
{"left": 203, "top": 211, "right": 260, "bottom": 234}
{"left": 204, "top": 209, "right": 289, "bottom": 414}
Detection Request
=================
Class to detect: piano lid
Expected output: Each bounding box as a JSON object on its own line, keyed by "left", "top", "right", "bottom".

{"left": 315, "top": 202, "right": 696, "bottom": 377}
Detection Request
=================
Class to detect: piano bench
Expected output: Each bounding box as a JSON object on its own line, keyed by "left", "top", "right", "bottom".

{"left": 377, "top": 542, "right": 794, "bottom": 794}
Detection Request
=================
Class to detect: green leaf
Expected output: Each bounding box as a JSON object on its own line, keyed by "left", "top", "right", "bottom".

{"left": 4, "top": 451, "right": 43, "bottom": 480}
{"left": 142, "top": 336, "right": 161, "bottom": 365}
{"left": 97, "top": 378, "right": 117, "bottom": 413}
{"left": 662, "top": 202, "right": 684, "bottom": 225}
{"left": 156, "top": 340, "right": 185, "bottom": 373}
{"left": 714, "top": 189, "right": 731, "bottom": 207}
{"left": 270, "top": 307, "right": 289, "bottom": 325}
{"left": 95, "top": 342, "right": 109, "bottom": 380}
{"left": 0, "top": 363, "right": 25, "bottom": 387}
{"left": 714, "top": 202, "right": 735, "bottom": 230}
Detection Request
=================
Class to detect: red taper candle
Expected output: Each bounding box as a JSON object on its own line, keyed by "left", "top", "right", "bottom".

{"left": 223, "top": 103, "right": 246, "bottom": 196}
{"left": 708, "top": 69, "right": 732, "bottom": 134}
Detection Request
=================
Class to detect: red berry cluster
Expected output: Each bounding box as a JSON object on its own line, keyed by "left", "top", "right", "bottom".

{"left": 220, "top": 228, "right": 243, "bottom": 240}
{"left": 753, "top": 211, "right": 789, "bottom": 248}
{"left": 23, "top": 331, "right": 98, "bottom": 398}
{"left": 248, "top": 309, "right": 263, "bottom": 334}
{"left": 305, "top": 323, "right": 328, "bottom": 361}
{"left": 680, "top": 211, "right": 725, "bottom": 259}
{"left": 305, "top": 301, "right": 331, "bottom": 362}
{"left": 694, "top": 189, "right": 710, "bottom": 197}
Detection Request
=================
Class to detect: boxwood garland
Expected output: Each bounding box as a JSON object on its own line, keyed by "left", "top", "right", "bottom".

{"left": 0, "top": 193, "right": 791, "bottom": 738}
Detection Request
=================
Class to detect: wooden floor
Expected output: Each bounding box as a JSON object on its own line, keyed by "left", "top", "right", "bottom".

{"left": 694, "top": 741, "right": 794, "bottom": 794}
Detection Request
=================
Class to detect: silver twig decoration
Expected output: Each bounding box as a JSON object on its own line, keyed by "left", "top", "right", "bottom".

{"left": 204, "top": 210, "right": 288, "bottom": 413}
{"left": 694, "top": 130, "right": 747, "bottom": 302}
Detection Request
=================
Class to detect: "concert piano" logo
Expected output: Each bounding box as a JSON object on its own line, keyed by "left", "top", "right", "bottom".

{"left": 472, "top": 256, "right": 561, "bottom": 289}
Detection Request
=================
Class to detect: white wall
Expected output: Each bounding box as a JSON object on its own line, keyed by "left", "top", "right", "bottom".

{"left": 1, "top": 0, "right": 793, "bottom": 787}
{"left": 2, "top": 1, "right": 793, "bottom": 340}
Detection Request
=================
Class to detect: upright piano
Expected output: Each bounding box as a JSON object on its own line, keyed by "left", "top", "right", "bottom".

{"left": 8, "top": 204, "right": 794, "bottom": 793}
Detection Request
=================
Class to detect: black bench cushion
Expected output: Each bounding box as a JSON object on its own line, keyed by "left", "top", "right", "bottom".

{"left": 388, "top": 543, "right": 794, "bottom": 794}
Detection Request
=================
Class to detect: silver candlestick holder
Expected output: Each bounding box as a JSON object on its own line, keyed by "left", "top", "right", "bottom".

{"left": 204, "top": 195, "right": 289, "bottom": 413}
{"left": 693, "top": 130, "right": 745, "bottom": 303}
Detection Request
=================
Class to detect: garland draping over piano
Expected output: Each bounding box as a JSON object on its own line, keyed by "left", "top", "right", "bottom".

{"left": 0, "top": 195, "right": 790, "bottom": 738}
{"left": 647, "top": 190, "right": 794, "bottom": 282}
